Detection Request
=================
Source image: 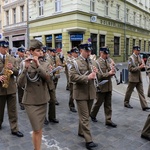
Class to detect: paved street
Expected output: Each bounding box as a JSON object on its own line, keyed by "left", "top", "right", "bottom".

{"left": 0, "top": 64, "right": 150, "bottom": 150}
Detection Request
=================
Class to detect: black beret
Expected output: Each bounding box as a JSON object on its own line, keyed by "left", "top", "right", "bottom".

{"left": 18, "top": 46, "right": 25, "bottom": 53}
{"left": 0, "top": 38, "right": 9, "bottom": 48}
{"left": 100, "top": 47, "right": 109, "bottom": 54}
{"left": 48, "top": 48, "right": 57, "bottom": 53}
{"left": 79, "top": 43, "right": 92, "bottom": 51}
{"left": 71, "top": 48, "right": 79, "bottom": 53}
{"left": 133, "top": 46, "right": 140, "bottom": 51}
{"left": 42, "top": 46, "right": 47, "bottom": 53}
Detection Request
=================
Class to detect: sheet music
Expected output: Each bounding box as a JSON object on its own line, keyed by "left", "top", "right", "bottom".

{"left": 99, "top": 80, "right": 108, "bottom": 85}
{"left": 50, "top": 66, "right": 63, "bottom": 74}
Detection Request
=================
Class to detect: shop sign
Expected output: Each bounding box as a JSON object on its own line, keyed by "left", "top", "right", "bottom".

{"left": 70, "top": 34, "right": 83, "bottom": 41}
{"left": 46, "top": 35, "right": 52, "bottom": 42}
{"left": 55, "top": 34, "right": 62, "bottom": 41}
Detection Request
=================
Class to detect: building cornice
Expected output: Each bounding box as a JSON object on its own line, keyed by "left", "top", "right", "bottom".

{"left": 29, "top": 10, "right": 150, "bottom": 35}
{"left": 3, "top": 0, "right": 25, "bottom": 10}
{"left": 120, "top": 0, "right": 150, "bottom": 15}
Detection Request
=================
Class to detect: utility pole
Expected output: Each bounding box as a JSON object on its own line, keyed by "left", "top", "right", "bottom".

{"left": 124, "top": 0, "right": 127, "bottom": 62}
{"left": 26, "top": 0, "right": 29, "bottom": 48}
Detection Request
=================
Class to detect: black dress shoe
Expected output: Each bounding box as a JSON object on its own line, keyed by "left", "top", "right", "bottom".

{"left": 143, "top": 107, "right": 150, "bottom": 111}
{"left": 55, "top": 101, "right": 59, "bottom": 105}
{"left": 124, "top": 104, "right": 133, "bottom": 109}
{"left": 90, "top": 115, "right": 98, "bottom": 122}
{"left": 49, "top": 118, "right": 59, "bottom": 123}
{"left": 12, "top": 131, "right": 24, "bottom": 137}
{"left": 86, "top": 142, "right": 98, "bottom": 150}
{"left": 0, "top": 124, "right": 1, "bottom": 130}
{"left": 78, "top": 133, "right": 84, "bottom": 138}
{"left": 106, "top": 122, "right": 117, "bottom": 128}
{"left": 20, "top": 105, "right": 25, "bottom": 110}
{"left": 44, "top": 118, "right": 49, "bottom": 125}
{"left": 141, "top": 134, "right": 150, "bottom": 141}
{"left": 70, "top": 107, "right": 77, "bottom": 112}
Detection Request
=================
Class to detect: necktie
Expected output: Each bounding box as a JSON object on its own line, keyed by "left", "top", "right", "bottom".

{"left": 2, "top": 55, "right": 5, "bottom": 64}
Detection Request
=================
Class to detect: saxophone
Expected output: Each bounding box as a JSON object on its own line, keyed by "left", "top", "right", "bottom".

{"left": 2, "top": 53, "right": 13, "bottom": 88}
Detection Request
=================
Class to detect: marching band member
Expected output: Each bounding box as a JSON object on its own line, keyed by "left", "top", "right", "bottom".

{"left": 90, "top": 47, "right": 117, "bottom": 128}
{"left": 124, "top": 46, "right": 150, "bottom": 111}
{"left": 68, "top": 47, "right": 79, "bottom": 113}
{"left": 0, "top": 38, "right": 24, "bottom": 137}
{"left": 16, "top": 46, "right": 26, "bottom": 110}
{"left": 65, "top": 50, "right": 72, "bottom": 90}
{"left": 70, "top": 43, "right": 98, "bottom": 150}
{"left": 17, "top": 39, "right": 51, "bottom": 150}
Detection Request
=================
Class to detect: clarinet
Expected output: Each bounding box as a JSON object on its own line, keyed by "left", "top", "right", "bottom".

{"left": 88, "top": 58, "right": 101, "bottom": 92}
{"left": 108, "top": 58, "right": 120, "bottom": 85}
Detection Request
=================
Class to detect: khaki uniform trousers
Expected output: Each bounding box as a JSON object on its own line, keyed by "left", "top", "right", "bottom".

{"left": 65, "top": 66, "right": 70, "bottom": 90}
{"left": 124, "top": 82, "right": 148, "bottom": 109}
{"left": 76, "top": 99, "right": 93, "bottom": 143}
{"left": 48, "top": 89, "right": 57, "bottom": 120}
{"left": 91, "top": 91, "right": 112, "bottom": 124}
{"left": 141, "top": 114, "right": 150, "bottom": 136}
{"left": 69, "top": 83, "right": 75, "bottom": 109}
{"left": 18, "top": 86, "right": 24, "bottom": 107}
{"left": 0, "top": 94, "right": 18, "bottom": 132}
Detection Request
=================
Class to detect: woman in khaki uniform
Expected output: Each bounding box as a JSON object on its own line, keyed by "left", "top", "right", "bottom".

{"left": 17, "top": 39, "right": 50, "bottom": 150}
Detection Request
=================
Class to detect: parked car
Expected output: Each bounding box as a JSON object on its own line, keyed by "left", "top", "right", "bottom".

{"left": 139, "top": 52, "right": 150, "bottom": 71}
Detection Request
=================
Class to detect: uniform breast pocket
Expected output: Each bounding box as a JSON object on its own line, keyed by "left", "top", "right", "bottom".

{"left": 79, "top": 66, "right": 89, "bottom": 75}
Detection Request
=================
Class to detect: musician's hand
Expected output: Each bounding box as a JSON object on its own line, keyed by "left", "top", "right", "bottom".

{"left": 7, "top": 63, "right": 13, "bottom": 70}
{"left": 109, "top": 70, "right": 115, "bottom": 76}
{"left": 0, "top": 75, "right": 6, "bottom": 83}
{"left": 49, "top": 65, "right": 53, "bottom": 71}
{"left": 139, "top": 63, "right": 145, "bottom": 69}
{"left": 88, "top": 72, "right": 96, "bottom": 80}
{"left": 33, "top": 56, "right": 40, "bottom": 67}
{"left": 92, "top": 66, "right": 98, "bottom": 73}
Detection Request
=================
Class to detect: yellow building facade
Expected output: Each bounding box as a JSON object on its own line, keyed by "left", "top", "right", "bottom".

{"left": 29, "top": 0, "right": 150, "bottom": 62}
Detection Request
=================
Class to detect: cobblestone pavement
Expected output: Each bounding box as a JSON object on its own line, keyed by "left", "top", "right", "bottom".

{"left": 0, "top": 65, "right": 150, "bottom": 150}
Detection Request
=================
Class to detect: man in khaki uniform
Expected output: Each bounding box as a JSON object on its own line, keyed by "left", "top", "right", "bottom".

{"left": 70, "top": 43, "right": 98, "bottom": 150}
{"left": 141, "top": 114, "right": 150, "bottom": 141}
{"left": 90, "top": 47, "right": 117, "bottom": 128}
{"left": 45, "top": 47, "right": 59, "bottom": 124}
{"left": 0, "top": 39, "right": 23, "bottom": 137}
{"left": 68, "top": 47, "right": 79, "bottom": 112}
{"left": 65, "top": 50, "right": 72, "bottom": 90}
{"left": 46, "top": 48, "right": 62, "bottom": 105}
{"left": 124, "top": 46, "right": 150, "bottom": 111}
{"left": 145, "top": 56, "right": 150, "bottom": 97}
{"left": 16, "top": 46, "right": 25, "bottom": 110}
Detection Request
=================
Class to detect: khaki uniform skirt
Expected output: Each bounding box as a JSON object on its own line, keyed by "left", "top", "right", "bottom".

{"left": 24, "top": 104, "right": 47, "bottom": 131}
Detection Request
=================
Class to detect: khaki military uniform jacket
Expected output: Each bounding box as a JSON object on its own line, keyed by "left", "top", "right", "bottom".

{"left": 128, "top": 54, "right": 142, "bottom": 82}
{"left": 17, "top": 60, "right": 50, "bottom": 105}
{"left": 0, "top": 55, "right": 18, "bottom": 95}
{"left": 70, "top": 55, "right": 96, "bottom": 100}
{"left": 146, "top": 57, "right": 150, "bottom": 97}
{"left": 96, "top": 57, "right": 112, "bottom": 92}
{"left": 15, "top": 56, "right": 25, "bottom": 69}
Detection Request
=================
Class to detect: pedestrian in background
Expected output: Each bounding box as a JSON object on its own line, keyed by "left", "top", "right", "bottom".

{"left": 17, "top": 39, "right": 50, "bottom": 150}
{"left": 124, "top": 46, "right": 150, "bottom": 111}
{"left": 70, "top": 43, "right": 98, "bottom": 150}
